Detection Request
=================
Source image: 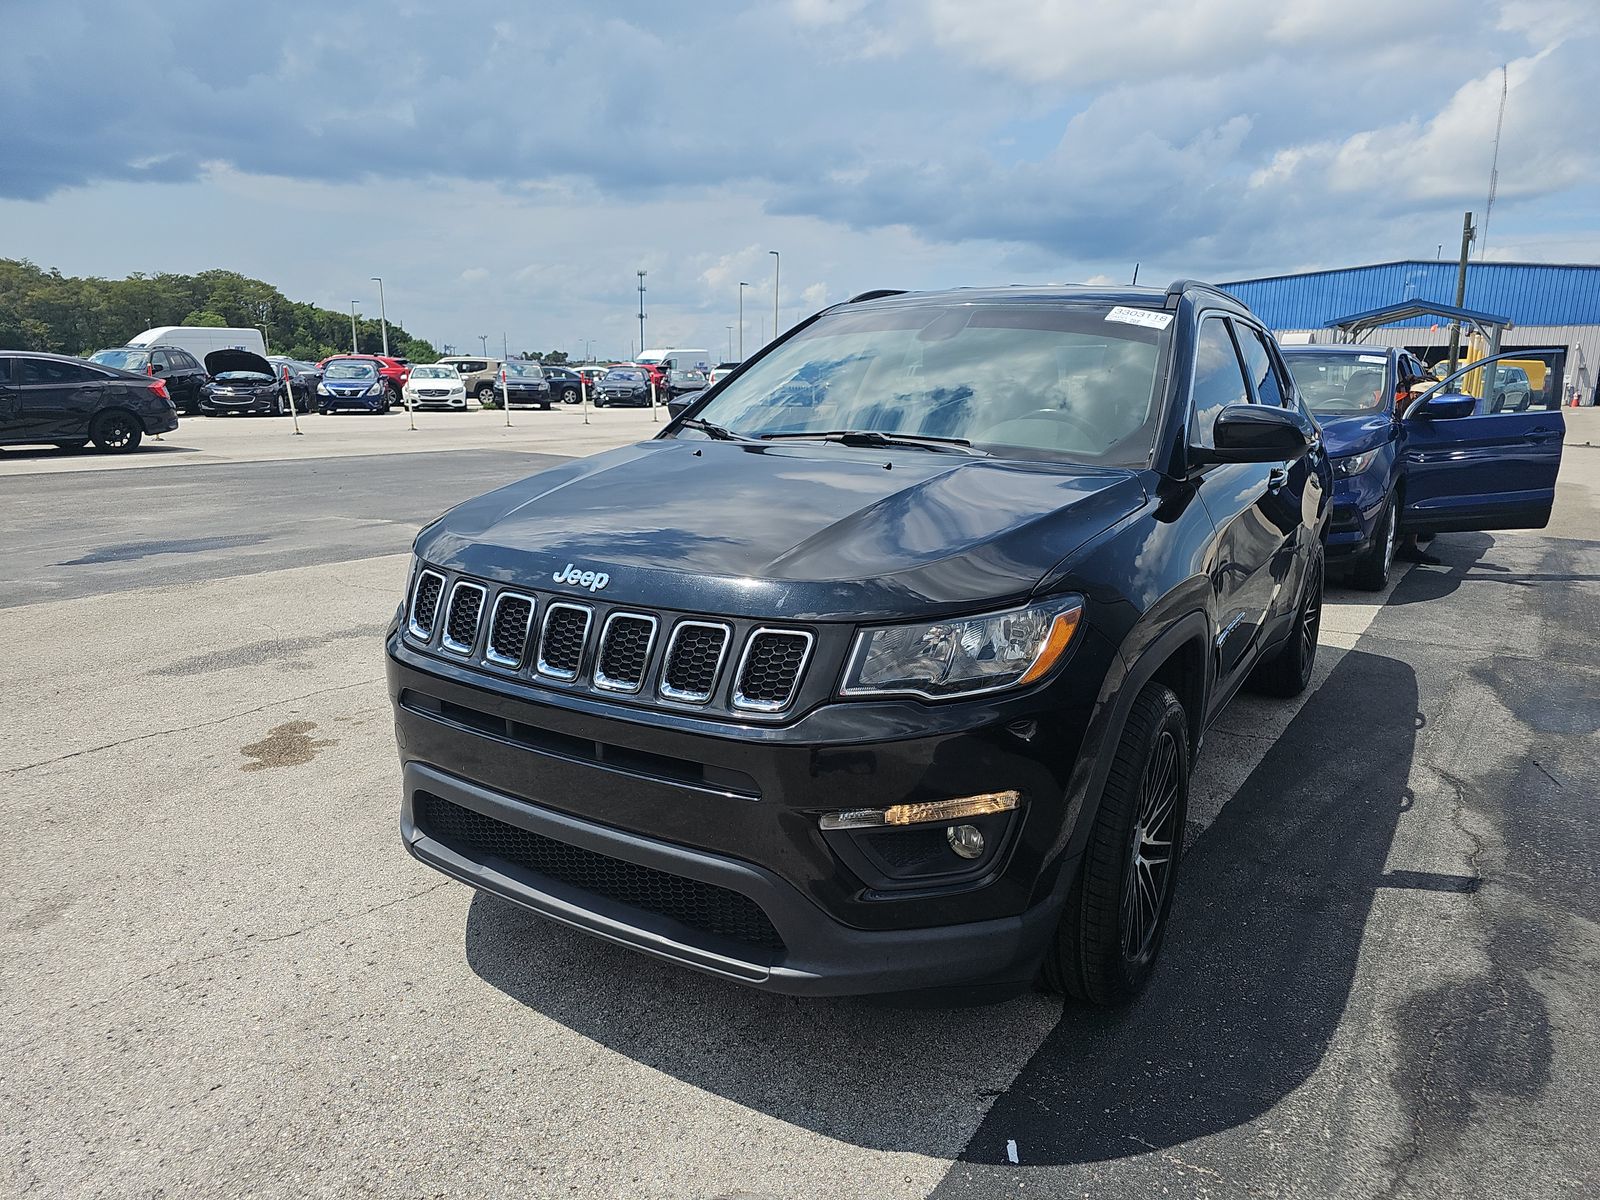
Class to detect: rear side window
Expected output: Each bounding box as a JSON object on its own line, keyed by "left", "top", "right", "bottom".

{"left": 1235, "top": 324, "right": 1289, "bottom": 408}
{"left": 1189, "top": 317, "right": 1251, "bottom": 448}
{"left": 20, "top": 358, "right": 103, "bottom": 385}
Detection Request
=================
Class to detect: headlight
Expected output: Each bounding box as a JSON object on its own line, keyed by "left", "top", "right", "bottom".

{"left": 366, "top": 381, "right": 384, "bottom": 396}
{"left": 1333, "top": 448, "right": 1380, "bottom": 478}
{"left": 316, "top": 383, "right": 330, "bottom": 395}
{"left": 841, "top": 597, "right": 1084, "bottom": 699}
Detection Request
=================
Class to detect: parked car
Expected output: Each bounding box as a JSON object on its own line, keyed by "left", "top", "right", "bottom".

{"left": 316, "top": 359, "right": 392, "bottom": 414}
{"left": 1, "top": 351, "right": 178, "bottom": 452}
{"left": 267, "top": 357, "right": 322, "bottom": 407}
{"left": 1282, "top": 345, "right": 1564, "bottom": 588}
{"left": 540, "top": 365, "right": 584, "bottom": 405}
{"left": 1490, "top": 365, "right": 1533, "bottom": 412}
{"left": 317, "top": 353, "right": 409, "bottom": 401}
{"left": 593, "top": 367, "right": 652, "bottom": 407}
{"left": 434, "top": 357, "right": 504, "bottom": 406}
{"left": 199, "top": 349, "right": 293, "bottom": 416}
{"left": 88, "top": 345, "right": 210, "bottom": 414}
{"left": 403, "top": 364, "right": 468, "bottom": 410}
{"left": 390, "top": 280, "right": 1349, "bottom": 1006}
{"left": 708, "top": 361, "right": 741, "bottom": 386}
{"left": 667, "top": 368, "right": 708, "bottom": 397}
{"left": 629, "top": 361, "right": 668, "bottom": 398}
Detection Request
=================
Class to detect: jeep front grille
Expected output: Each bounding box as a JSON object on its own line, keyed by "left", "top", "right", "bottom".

{"left": 537, "top": 603, "right": 592, "bottom": 680}
{"left": 408, "top": 570, "right": 446, "bottom": 640}
{"left": 485, "top": 593, "right": 536, "bottom": 668}
{"left": 732, "top": 629, "right": 813, "bottom": 712}
{"left": 659, "top": 622, "right": 730, "bottom": 703}
{"left": 594, "top": 613, "right": 657, "bottom": 693}
{"left": 441, "top": 581, "right": 487, "bottom": 654}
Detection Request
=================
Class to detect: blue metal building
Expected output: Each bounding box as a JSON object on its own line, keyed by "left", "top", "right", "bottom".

{"left": 1219, "top": 260, "right": 1600, "bottom": 404}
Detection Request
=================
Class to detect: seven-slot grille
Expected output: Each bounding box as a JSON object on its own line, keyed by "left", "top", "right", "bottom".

{"left": 660, "top": 622, "right": 730, "bottom": 703}
{"left": 733, "top": 630, "right": 814, "bottom": 712}
{"left": 408, "top": 570, "right": 445, "bottom": 639}
{"left": 405, "top": 570, "right": 812, "bottom": 714}
{"left": 537, "top": 603, "right": 592, "bottom": 680}
{"left": 441, "top": 582, "right": 487, "bottom": 654}
{"left": 485, "top": 593, "right": 536, "bottom": 667}
{"left": 594, "top": 613, "right": 657, "bottom": 692}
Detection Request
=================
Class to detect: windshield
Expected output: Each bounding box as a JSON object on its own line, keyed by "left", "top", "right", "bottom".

{"left": 90, "top": 349, "right": 148, "bottom": 370}
{"left": 410, "top": 366, "right": 457, "bottom": 379}
{"left": 689, "top": 302, "right": 1170, "bottom": 465}
{"left": 1285, "top": 352, "right": 1389, "bottom": 415}
{"left": 215, "top": 371, "right": 273, "bottom": 382}
{"left": 504, "top": 363, "right": 543, "bottom": 378}
{"left": 325, "top": 361, "right": 378, "bottom": 380}
{"left": 606, "top": 370, "right": 644, "bottom": 382}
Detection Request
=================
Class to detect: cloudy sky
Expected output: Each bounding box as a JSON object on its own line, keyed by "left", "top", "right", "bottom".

{"left": 4, "top": 0, "right": 1597, "bottom": 357}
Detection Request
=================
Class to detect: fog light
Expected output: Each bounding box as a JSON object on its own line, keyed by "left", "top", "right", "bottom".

{"left": 947, "top": 824, "right": 985, "bottom": 859}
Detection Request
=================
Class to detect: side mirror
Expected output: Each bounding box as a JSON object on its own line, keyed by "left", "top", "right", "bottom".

{"left": 1415, "top": 391, "right": 1478, "bottom": 420}
{"left": 1198, "top": 404, "right": 1310, "bottom": 464}
{"left": 150, "top": 364, "right": 166, "bottom": 375}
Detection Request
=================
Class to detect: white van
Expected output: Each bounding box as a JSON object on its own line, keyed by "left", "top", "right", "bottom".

{"left": 125, "top": 326, "right": 267, "bottom": 361}
{"left": 637, "top": 347, "right": 713, "bottom": 374}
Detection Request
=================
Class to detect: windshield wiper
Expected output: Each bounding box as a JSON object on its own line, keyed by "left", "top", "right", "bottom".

{"left": 680, "top": 417, "right": 750, "bottom": 442}
{"left": 760, "top": 429, "right": 987, "bottom": 455}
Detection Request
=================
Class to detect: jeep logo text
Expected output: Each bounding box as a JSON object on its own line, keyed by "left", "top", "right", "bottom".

{"left": 553, "top": 563, "right": 610, "bottom": 592}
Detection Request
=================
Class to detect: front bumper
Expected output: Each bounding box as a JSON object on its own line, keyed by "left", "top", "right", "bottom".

{"left": 319, "top": 391, "right": 387, "bottom": 410}
{"left": 1324, "top": 470, "right": 1390, "bottom": 556}
{"left": 388, "top": 633, "right": 1106, "bottom": 995}
{"left": 409, "top": 394, "right": 468, "bottom": 409}
{"left": 200, "top": 392, "right": 278, "bottom": 415}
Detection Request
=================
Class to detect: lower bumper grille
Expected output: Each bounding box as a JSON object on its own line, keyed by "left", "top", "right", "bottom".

{"left": 415, "top": 793, "right": 785, "bottom": 953}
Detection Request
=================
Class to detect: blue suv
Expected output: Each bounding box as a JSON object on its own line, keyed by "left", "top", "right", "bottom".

{"left": 1282, "top": 346, "right": 1565, "bottom": 588}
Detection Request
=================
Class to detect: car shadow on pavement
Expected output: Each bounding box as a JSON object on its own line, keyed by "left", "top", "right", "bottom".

{"left": 463, "top": 641, "right": 1421, "bottom": 1166}
{"left": 0, "top": 441, "right": 199, "bottom": 462}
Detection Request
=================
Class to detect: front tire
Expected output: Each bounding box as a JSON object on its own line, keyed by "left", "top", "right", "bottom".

{"left": 1041, "top": 682, "right": 1188, "bottom": 1005}
{"left": 1350, "top": 494, "right": 1396, "bottom": 591}
{"left": 90, "top": 410, "right": 143, "bottom": 453}
{"left": 476, "top": 384, "right": 498, "bottom": 407}
{"left": 1250, "top": 549, "right": 1324, "bottom": 697}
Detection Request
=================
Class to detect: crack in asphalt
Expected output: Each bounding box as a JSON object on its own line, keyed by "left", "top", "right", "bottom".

{"left": 2, "top": 678, "right": 385, "bottom": 776}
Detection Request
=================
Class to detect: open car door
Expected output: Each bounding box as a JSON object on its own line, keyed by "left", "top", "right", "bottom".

{"left": 1400, "top": 351, "right": 1565, "bottom": 533}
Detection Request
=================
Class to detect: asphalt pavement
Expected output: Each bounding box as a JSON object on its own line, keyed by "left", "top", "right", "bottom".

{"left": 2, "top": 417, "right": 1596, "bottom": 1199}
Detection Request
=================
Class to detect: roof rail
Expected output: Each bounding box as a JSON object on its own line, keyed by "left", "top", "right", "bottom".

{"left": 1164, "top": 278, "right": 1244, "bottom": 309}
{"left": 846, "top": 289, "right": 908, "bottom": 304}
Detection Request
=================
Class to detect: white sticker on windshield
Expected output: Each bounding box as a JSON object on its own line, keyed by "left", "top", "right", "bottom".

{"left": 1359, "top": 354, "right": 1386, "bottom": 364}
{"left": 1105, "top": 306, "right": 1174, "bottom": 330}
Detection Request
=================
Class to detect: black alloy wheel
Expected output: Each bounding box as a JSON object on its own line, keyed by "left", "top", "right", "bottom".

{"left": 1041, "top": 682, "right": 1189, "bottom": 1005}
{"left": 90, "top": 410, "right": 143, "bottom": 453}
{"left": 1250, "top": 549, "right": 1323, "bottom": 697}
{"left": 1350, "top": 494, "right": 1396, "bottom": 590}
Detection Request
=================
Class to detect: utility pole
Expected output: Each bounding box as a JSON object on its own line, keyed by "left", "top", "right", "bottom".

{"left": 738, "top": 282, "right": 749, "bottom": 359}
{"left": 370, "top": 277, "right": 388, "bottom": 355}
{"left": 1130, "top": 263, "right": 1140, "bottom": 286}
{"left": 636, "top": 270, "right": 648, "bottom": 357}
{"left": 479, "top": 334, "right": 488, "bottom": 356}
{"left": 726, "top": 325, "right": 733, "bottom": 360}
{"left": 768, "top": 250, "right": 780, "bottom": 343}
{"left": 1447, "top": 211, "right": 1476, "bottom": 376}
{"left": 349, "top": 301, "right": 359, "bottom": 353}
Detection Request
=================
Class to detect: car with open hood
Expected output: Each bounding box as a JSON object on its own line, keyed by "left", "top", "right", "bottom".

{"left": 1282, "top": 344, "right": 1564, "bottom": 588}
{"left": 199, "top": 349, "right": 292, "bottom": 417}
{"left": 316, "top": 358, "right": 392, "bottom": 414}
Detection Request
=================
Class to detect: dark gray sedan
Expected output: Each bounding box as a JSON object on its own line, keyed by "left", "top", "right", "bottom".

{"left": 0, "top": 351, "right": 179, "bottom": 453}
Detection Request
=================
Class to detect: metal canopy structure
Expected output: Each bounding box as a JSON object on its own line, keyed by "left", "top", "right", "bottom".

{"left": 1327, "top": 300, "right": 1514, "bottom": 354}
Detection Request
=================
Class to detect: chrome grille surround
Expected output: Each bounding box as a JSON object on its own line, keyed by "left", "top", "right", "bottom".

{"left": 593, "top": 612, "right": 659, "bottom": 693}
{"left": 440, "top": 581, "right": 487, "bottom": 655}
{"left": 408, "top": 569, "right": 447, "bottom": 641}
{"left": 483, "top": 591, "right": 537, "bottom": 669}
{"left": 536, "top": 602, "right": 593, "bottom": 681}
{"left": 658, "top": 621, "right": 732, "bottom": 704}
{"left": 731, "top": 628, "right": 815, "bottom": 713}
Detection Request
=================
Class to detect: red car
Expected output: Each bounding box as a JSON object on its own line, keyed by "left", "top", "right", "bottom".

{"left": 627, "top": 362, "right": 668, "bottom": 397}
{"left": 318, "top": 354, "right": 410, "bottom": 400}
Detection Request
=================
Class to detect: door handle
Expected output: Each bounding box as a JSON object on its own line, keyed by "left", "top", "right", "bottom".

{"left": 1268, "top": 467, "right": 1288, "bottom": 490}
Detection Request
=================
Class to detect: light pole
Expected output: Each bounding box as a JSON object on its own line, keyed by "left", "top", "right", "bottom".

{"left": 349, "top": 301, "right": 359, "bottom": 353}
{"left": 738, "top": 282, "right": 749, "bottom": 359}
{"left": 479, "top": 334, "right": 488, "bottom": 356}
{"left": 636, "top": 270, "right": 648, "bottom": 357}
{"left": 768, "top": 250, "right": 780, "bottom": 343}
{"left": 725, "top": 325, "right": 733, "bottom": 360}
{"left": 370, "top": 277, "right": 388, "bottom": 355}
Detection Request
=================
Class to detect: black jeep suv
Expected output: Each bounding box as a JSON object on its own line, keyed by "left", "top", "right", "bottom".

{"left": 389, "top": 281, "right": 1331, "bottom": 1004}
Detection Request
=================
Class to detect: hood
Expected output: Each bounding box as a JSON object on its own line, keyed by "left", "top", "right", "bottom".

{"left": 416, "top": 439, "right": 1147, "bottom": 621}
{"left": 1317, "top": 410, "right": 1396, "bottom": 458}
{"left": 205, "top": 348, "right": 274, "bottom": 377}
